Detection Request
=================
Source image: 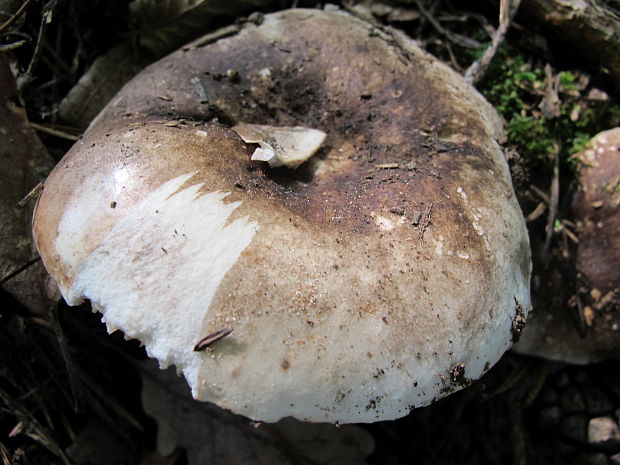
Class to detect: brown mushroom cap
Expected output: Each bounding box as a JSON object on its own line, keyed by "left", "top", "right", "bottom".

{"left": 515, "top": 128, "right": 620, "bottom": 363}
{"left": 33, "top": 9, "right": 531, "bottom": 423}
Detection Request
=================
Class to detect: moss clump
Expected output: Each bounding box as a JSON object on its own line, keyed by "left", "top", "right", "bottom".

{"left": 478, "top": 47, "right": 620, "bottom": 170}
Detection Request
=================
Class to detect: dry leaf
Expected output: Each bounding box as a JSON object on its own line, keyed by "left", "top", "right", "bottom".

{"left": 0, "top": 54, "right": 56, "bottom": 314}
{"left": 58, "top": 42, "right": 153, "bottom": 129}
{"left": 140, "top": 360, "right": 374, "bottom": 465}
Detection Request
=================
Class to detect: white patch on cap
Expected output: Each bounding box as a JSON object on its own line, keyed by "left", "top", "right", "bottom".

{"left": 65, "top": 173, "right": 258, "bottom": 370}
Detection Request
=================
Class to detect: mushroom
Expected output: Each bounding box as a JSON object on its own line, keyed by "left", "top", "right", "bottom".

{"left": 32, "top": 8, "right": 531, "bottom": 423}
{"left": 515, "top": 128, "right": 620, "bottom": 363}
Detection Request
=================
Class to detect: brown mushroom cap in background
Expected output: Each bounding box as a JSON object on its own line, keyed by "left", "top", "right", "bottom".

{"left": 33, "top": 9, "right": 531, "bottom": 423}
{"left": 515, "top": 128, "right": 620, "bottom": 363}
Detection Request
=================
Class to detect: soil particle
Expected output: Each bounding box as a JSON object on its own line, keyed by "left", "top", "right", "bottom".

{"left": 511, "top": 297, "right": 527, "bottom": 342}
{"left": 449, "top": 362, "right": 466, "bottom": 384}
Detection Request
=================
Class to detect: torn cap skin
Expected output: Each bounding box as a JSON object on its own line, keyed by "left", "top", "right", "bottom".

{"left": 32, "top": 9, "right": 531, "bottom": 423}
{"left": 233, "top": 124, "right": 327, "bottom": 168}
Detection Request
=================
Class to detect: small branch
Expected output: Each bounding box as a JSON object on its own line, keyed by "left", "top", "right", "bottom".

{"left": 465, "top": 0, "right": 523, "bottom": 85}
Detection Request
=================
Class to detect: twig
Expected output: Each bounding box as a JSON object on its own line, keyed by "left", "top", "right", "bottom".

{"left": 465, "top": 0, "right": 523, "bottom": 85}
{"left": 412, "top": 0, "right": 481, "bottom": 49}
{"left": 30, "top": 122, "right": 80, "bottom": 141}
{"left": 445, "top": 42, "right": 462, "bottom": 71}
{"left": 0, "top": 256, "right": 41, "bottom": 285}
{"left": 0, "top": 0, "right": 34, "bottom": 34}
{"left": 525, "top": 201, "right": 546, "bottom": 222}
{"left": 542, "top": 150, "right": 560, "bottom": 264}
{"left": 562, "top": 220, "right": 579, "bottom": 244}
{"left": 25, "top": 1, "right": 56, "bottom": 77}
{"left": 0, "top": 40, "right": 27, "bottom": 51}
{"left": 187, "top": 24, "right": 241, "bottom": 49}
{"left": 17, "top": 181, "right": 43, "bottom": 208}
{"left": 529, "top": 184, "right": 550, "bottom": 204}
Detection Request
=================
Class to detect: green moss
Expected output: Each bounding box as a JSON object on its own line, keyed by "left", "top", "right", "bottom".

{"left": 477, "top": 46, "right": 620, "bottom": 172}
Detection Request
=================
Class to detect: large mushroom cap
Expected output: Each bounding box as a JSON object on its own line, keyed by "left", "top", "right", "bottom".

{"left": 33, "top": 9, "right": 531, "bottom": 423}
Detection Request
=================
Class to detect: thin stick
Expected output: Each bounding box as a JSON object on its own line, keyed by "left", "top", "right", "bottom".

{"left": 465, "top": 0, "right": 523, "bottom": 85}
{"left": 0, "top": 0, "right": 34, "bottom": 34}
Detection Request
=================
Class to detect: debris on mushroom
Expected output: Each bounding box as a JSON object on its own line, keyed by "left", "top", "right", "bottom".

{"left": 515, "top": 128, "right": 620, "bottom": 363}
{"left": 233, "top": 124, "right": 327, "bottom": 169}
{"left": 32, "top": 8, "right": 531, "bottom": 423}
